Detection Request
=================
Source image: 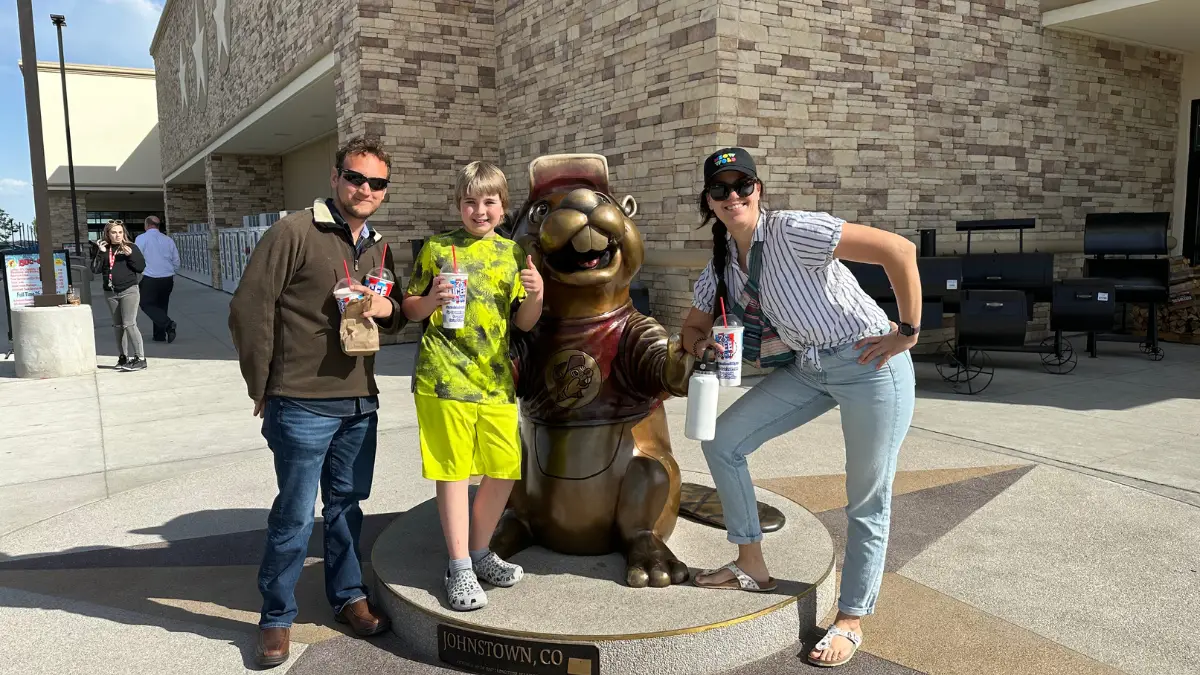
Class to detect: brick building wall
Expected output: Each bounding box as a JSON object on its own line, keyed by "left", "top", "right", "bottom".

{"left": 46, "top": 192, "right": 86, "bottom": 251}
{"left": 151, "top": 0, "right": 339, "bottom": 174}
{"left": 494, "top": 1, "right": 725, "bottom": 327}
{"left": 336, "top": 0, "right": 500, "bottom": 244}
{"left": 164, "top": 184, "right": 208, "bottom": 232}
{"left": 489, "top": 0, "right": 1181, "bottom": 336}
{"left": 204, "top": 154, "right": 285, "bottom": 287}
{"left": 698, "top": 0, "right": 1180, "bottom": 343}
{"left": 149, "top": 0, "right": 1182, "bottom": 345}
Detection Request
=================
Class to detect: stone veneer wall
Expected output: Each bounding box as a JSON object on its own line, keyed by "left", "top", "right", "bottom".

{"left": 46, "top": 192, "right": 86, "bottom": 251}
{"left": 494, "top": 0, "right": 1181, "bottom": 337}
{"left": 148, "top": 0, "right": 1182, "bottom": 345}
{"left": 495, "top": 1, "right": 724, "bottom": 329}
{"left": 335, "top": 0, "right": 499, "bottom": 244}
{"left": 333, "top": 0, "right": 501, "bottom": 344}
{"left": 152, "top": 0, "right": 339, "bottom": 175}
{"left": 205, "top": 154, "right": 285, "bottom": 288}
{"left": 164, "top": 184, "right": 208, "bottom": 232}
{"left": 699, "top": 0, "right": 1180, "bottom": 343}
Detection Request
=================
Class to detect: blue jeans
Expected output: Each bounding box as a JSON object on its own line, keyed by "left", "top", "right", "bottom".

{"left": 701, "top": 342, "right": 915, "bottom": 616}
{"left": 257, "top": 397, "right": 378, "bottom": 628}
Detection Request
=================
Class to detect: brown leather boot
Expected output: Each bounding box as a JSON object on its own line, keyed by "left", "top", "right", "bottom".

{"left": 255, "top": 626, "right": 290, "bottom": 668}
{"left": 335, "top": 598, "right": 390, "bottom": 637}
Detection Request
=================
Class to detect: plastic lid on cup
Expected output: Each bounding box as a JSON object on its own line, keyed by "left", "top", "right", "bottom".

{"left": 333, "top": 278, "right": 361, "bottom": 295}
{"left": 367, "top": 268, "right": 395, "bottom": 281}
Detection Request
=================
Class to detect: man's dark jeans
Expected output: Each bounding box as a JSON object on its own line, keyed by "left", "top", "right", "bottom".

{"left": 257, "top": 397, "right": 377, "bottom": 628}
{"left": 138, "top": 275, "right": 174, "bottom": 340}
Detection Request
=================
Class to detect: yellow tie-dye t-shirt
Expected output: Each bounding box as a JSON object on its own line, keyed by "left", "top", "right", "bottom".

{"left": 407, "top": 229, "right": 527, "bottom": 404}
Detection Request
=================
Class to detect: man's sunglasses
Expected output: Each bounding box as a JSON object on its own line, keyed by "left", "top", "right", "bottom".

{"left": 339, "top": 169, "right": 389, "bottom": 191}
{"left": 705, "top": 179, "right": 757, "bottom": 201}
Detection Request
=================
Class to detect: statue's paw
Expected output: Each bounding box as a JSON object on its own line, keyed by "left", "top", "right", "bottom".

{"left": 663, "top": 333, "right": 694, "bottom": 398}
{"left": 625, "top": 531, "right": 690, "bottom": 588}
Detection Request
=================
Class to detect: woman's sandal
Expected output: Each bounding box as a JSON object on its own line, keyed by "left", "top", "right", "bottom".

{"left": 806, "top": 625, "right": 862, "bottom": 668}
{"left": 691, "top": 561, "right": 778, "bottom": 592}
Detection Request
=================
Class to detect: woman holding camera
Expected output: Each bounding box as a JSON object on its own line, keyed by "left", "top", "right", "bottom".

{"left": 92, "top": 219, "right": 147, "bottom": 371}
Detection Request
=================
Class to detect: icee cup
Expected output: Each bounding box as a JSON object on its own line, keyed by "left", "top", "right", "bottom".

{"left": 333, "top": 278, "right": 366, "bottom": 315}
{"left": 439, "top": 271, "right": 468, "bottom": 329}
{"left": 711, "top": 320, "right": 744, "bottom": 387}
{"left": 364, "top": 267, "right": 395, "bottom": 297}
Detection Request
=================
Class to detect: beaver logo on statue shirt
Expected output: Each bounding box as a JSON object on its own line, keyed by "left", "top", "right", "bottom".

{"left": 546, "top": 350, "right": 601, "bottom": 409}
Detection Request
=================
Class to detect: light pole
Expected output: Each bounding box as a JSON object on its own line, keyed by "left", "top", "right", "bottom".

{"left": 16, "top": 0, "right": 60, "bottom": 304}
{"left": 51, "top": 13, "right": 81, "bottom": 256}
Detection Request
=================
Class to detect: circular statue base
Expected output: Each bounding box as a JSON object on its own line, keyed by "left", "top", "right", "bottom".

{"left": 372, "top": 472, "right": 836, "bottom": 675}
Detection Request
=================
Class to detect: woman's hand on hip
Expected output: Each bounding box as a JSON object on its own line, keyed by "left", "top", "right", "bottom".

{"left": 854, "top": 322, "right": 916, "bottom": 370}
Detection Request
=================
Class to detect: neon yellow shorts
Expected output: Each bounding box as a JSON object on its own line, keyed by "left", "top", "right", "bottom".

{"left": 414, "top": 394, "right": 522, "bottom": 481}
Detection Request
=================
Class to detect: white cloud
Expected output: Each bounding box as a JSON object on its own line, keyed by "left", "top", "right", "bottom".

{"left": 0, "top": 178, "right": 31, "bottom": 194}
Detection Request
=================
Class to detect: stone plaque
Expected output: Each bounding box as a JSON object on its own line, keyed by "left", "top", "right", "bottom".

{"left": 438, "top": 624, "right": 600, "bottom": 675}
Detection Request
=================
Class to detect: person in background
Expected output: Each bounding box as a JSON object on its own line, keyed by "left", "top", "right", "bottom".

{"left": 135, "top": 215, "right": 181, "bottom": 343}
{"left": 92, "top": 219, "right": 147, "bottom": 371}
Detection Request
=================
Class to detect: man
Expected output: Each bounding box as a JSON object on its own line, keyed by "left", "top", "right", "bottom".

{"left": 229, "top": 136, "right": 406, "bottom": 668}
{"left": 135, "top": 215, "right": 181, "bottom": 343}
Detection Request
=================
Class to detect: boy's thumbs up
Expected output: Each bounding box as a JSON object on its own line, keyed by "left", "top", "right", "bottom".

{"left": 520, "top": 253, "right": 543, "bottom": 298}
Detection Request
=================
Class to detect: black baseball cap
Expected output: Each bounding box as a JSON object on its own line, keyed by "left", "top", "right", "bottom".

{"left": 703, "top": 147, "right": 758, "bottom": 185}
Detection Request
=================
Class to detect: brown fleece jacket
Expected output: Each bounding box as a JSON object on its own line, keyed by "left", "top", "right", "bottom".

{"left": 228, "top": 199, "right": 407, "bottom": 401}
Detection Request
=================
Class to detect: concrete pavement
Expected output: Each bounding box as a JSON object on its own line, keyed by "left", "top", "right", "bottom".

{"left": 1, "top": 277, "right": 1197, "bottom": 674}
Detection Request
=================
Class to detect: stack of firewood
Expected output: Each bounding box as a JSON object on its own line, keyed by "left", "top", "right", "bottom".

{"left": 1127, "top": 256, "right": 1200, "bottom": 343}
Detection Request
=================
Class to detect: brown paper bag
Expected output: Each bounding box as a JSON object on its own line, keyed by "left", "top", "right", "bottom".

{"left": 340, "top": 296, "right": 380, "bottom": 356}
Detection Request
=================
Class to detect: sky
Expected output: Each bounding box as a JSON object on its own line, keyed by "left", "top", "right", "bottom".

{"left": 0, "top": 0, "right": 163, "bottom": 225}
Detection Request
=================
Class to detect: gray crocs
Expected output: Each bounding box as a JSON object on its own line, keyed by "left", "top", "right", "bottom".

{"left": 445, "top": 568, "right": 488, "bottom": 612}
{"left": 473, "top": 551, "right": 524, "bottom": 588}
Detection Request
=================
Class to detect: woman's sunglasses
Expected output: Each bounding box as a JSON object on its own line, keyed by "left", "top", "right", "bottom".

{"left": 705, "top": 180, "right": 757, "bottom": 201}
{"left": 339, "top": 169, "right": 390, "bottom": 191}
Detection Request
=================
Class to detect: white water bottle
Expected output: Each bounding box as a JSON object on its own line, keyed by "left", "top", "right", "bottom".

{"left": 685, "top": 357, "right": 720, "bottom": 441}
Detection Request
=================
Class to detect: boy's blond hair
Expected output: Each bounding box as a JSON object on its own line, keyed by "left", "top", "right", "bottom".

{"left": 455, "top": 161, "right": 509, "bottom": 209}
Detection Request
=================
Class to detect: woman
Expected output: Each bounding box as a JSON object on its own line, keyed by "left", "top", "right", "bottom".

{"left": 93, "top": 220, "right": 147, "bottom": 371}
{"left": 684, "top": 148, "right": 919, "bottom": 668}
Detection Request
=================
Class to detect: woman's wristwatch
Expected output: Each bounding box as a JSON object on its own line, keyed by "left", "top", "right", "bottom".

{"left": 898, "top": 322, "right": 920, "bottom": 337}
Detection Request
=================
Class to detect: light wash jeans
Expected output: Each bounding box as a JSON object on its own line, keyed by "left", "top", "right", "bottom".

{"left": 700, "top": 341, "right": 915, "bottom": 616}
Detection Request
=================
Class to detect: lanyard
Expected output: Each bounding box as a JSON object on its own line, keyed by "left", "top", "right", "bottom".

{"left": 108, "top": 249, "right": 116, "bottom": 286}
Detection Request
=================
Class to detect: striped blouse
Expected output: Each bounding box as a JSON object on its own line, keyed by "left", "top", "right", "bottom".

{"left": 692, "top": 210, "right": 891, "bottom": 362}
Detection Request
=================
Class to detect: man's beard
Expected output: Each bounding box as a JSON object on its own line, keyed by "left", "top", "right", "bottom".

{"left": 336, "top": 195, "right": 379, "bottom": 220}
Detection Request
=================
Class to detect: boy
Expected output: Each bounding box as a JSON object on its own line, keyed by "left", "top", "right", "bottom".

{"left": 402, "top": 161, "right": 544, "bottom": 611}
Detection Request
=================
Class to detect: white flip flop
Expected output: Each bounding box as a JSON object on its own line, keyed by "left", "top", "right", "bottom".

{"left": 807, "top": 624, "right": 862, "bottom": 668}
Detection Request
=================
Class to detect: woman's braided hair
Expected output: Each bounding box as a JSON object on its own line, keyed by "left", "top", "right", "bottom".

{"left": 697, "top": 180, "right": 764, "bottom": 315}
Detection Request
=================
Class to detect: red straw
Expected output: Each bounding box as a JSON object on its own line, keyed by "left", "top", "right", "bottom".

{"left": 452, "top": 245, "right": 458, "bottom": 273}
{"left": 719, "top": 297, "right": 729, "bottom": 328}
{"left": 378, "top": 242, "right": 388, "bottom": 278}
{"left": 342, "top": 259, "right": 352, "bottom": 285}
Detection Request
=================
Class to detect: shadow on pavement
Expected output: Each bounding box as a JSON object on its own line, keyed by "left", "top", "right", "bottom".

{"left": 0, "top": 507, "right": 410, "bottom": 670}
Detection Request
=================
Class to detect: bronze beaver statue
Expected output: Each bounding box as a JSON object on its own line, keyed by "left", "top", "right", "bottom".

{"left": 490, "top": 153, "right": 694, "bottom": 588}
